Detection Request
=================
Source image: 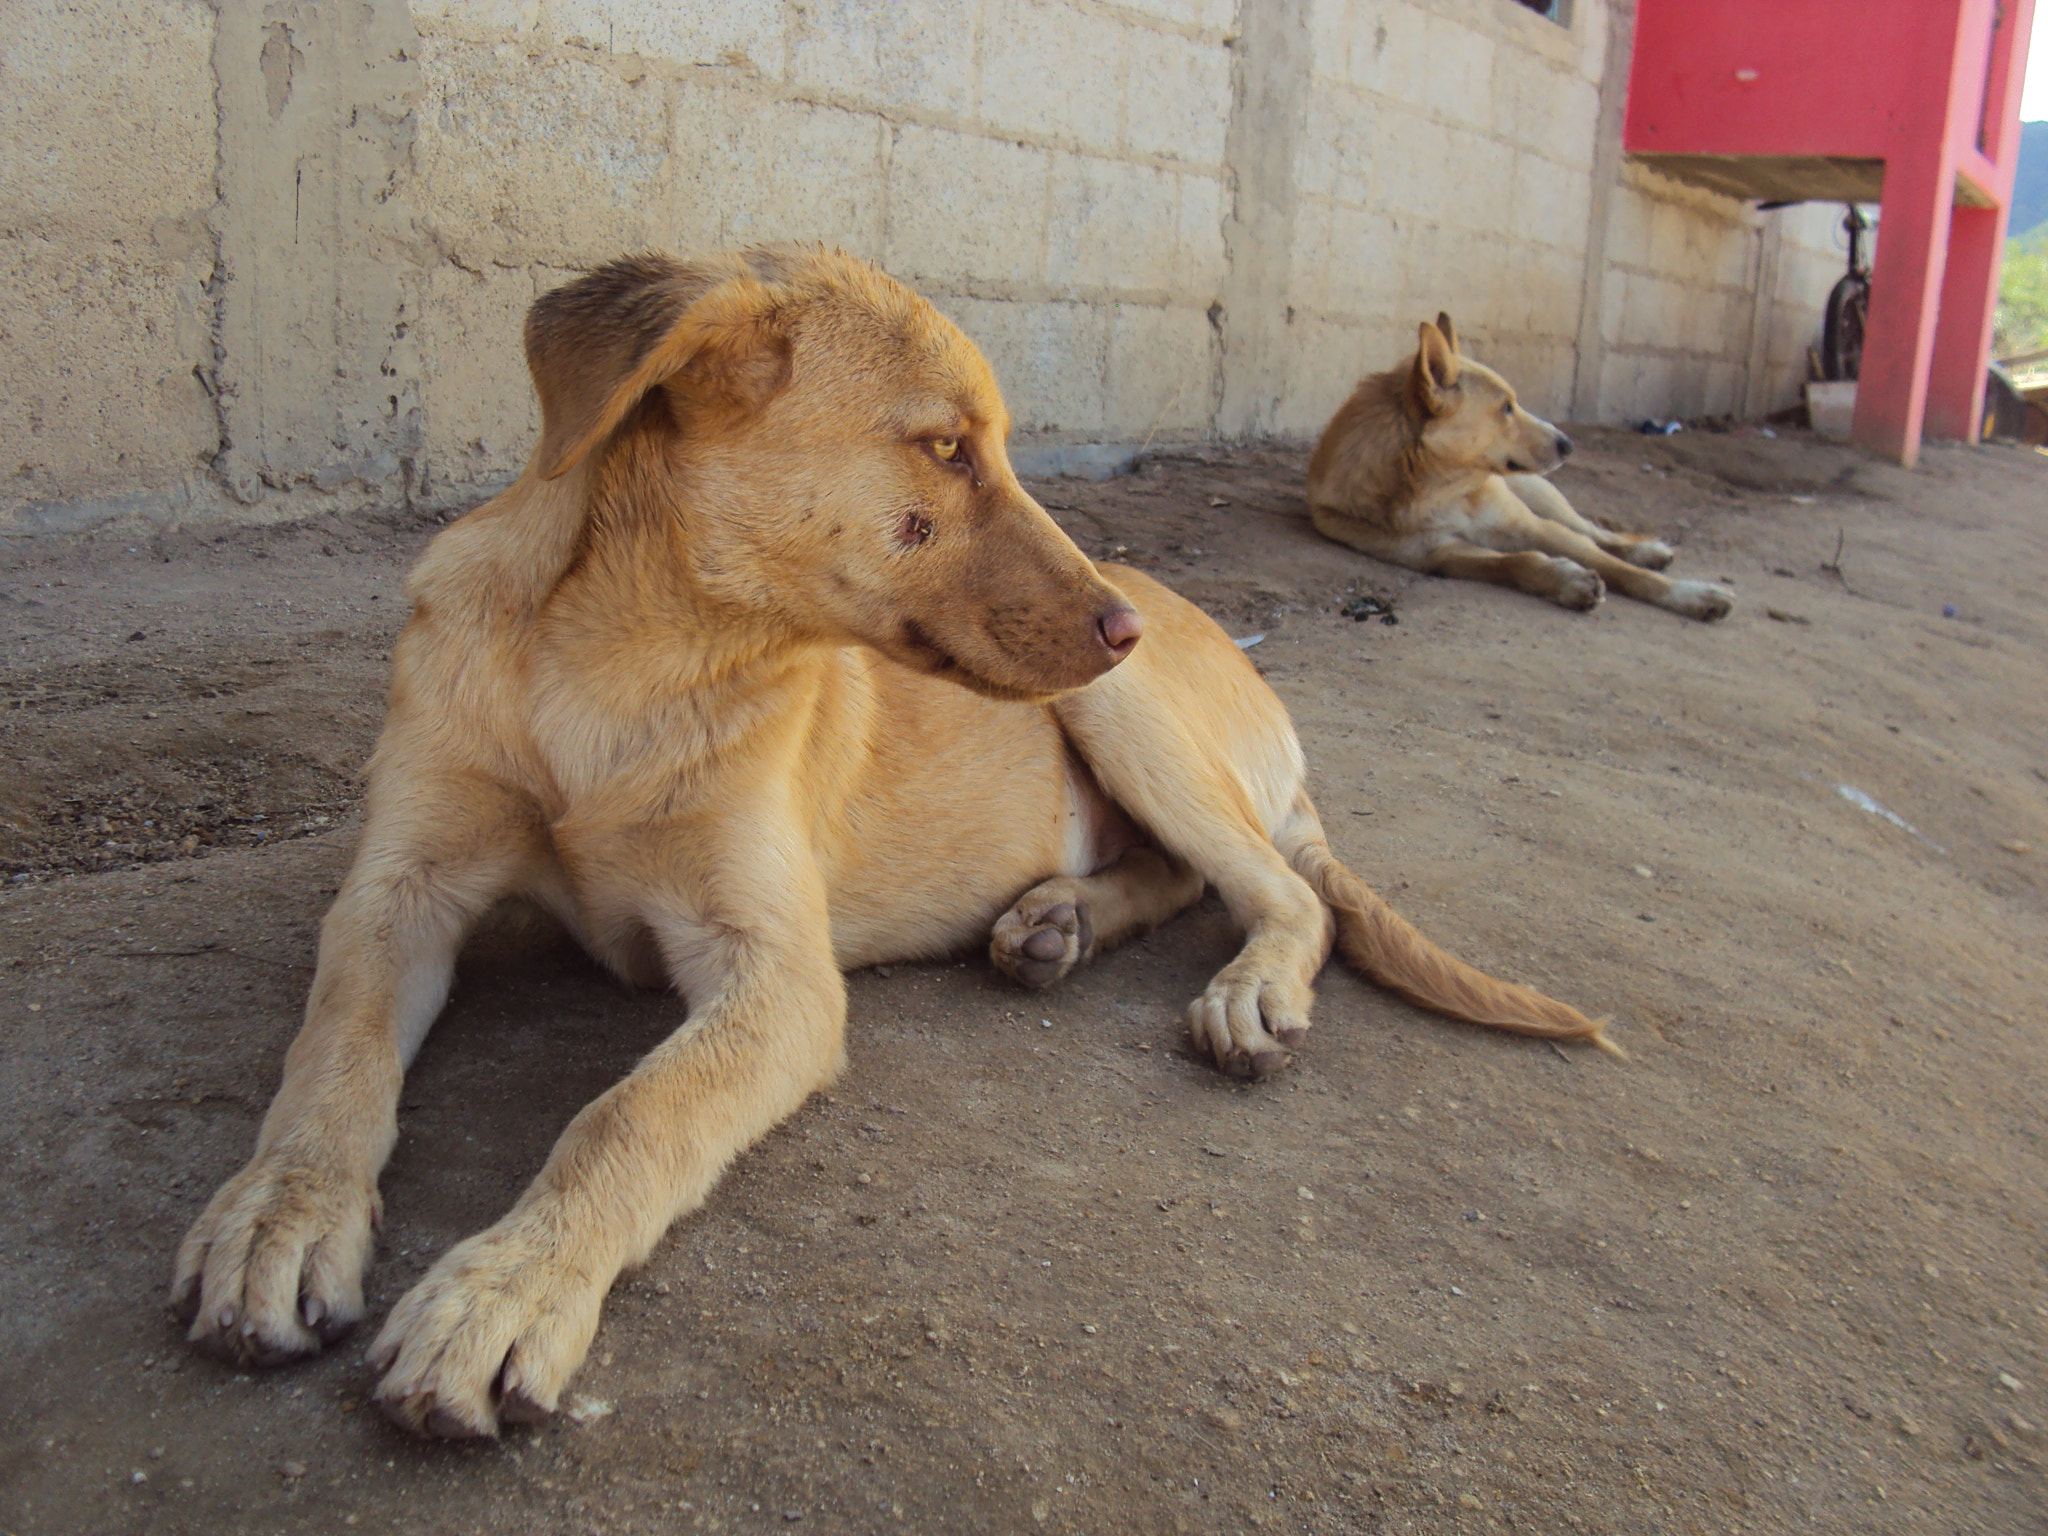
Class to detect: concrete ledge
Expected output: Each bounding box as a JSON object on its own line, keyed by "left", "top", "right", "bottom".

{"left": 1008, "top": 441, "right": 1146, "bottom": 480}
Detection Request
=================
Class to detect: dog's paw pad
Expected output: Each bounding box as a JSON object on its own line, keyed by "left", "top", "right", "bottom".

{"left": 991, "top": 898, "right": 1094, "bottom": 989}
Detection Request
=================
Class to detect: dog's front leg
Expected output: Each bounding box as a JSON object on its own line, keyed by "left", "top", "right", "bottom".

{"left": 172, "top": 771, "right": 540, "bottom": 1365}
{"left": 368, "top": 873, "right": 847, "bottom": 1438}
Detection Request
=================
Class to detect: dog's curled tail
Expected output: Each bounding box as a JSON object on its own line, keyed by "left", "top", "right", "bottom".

{"left": 1286, "top": 830, "right": 1623, "bottom": 1059}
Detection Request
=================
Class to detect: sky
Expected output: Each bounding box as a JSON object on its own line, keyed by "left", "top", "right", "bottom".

{"left": 2028, "top": 24, "right": 2048, "bottom": 120}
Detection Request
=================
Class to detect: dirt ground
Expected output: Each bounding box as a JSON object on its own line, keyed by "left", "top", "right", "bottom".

{"left": 0, "top": 425, "right": 2044, "bottom": 1536}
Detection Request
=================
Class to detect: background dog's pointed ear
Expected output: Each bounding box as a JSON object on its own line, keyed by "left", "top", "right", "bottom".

{"left": 526, "top": 256, "right": 793, "bottom": 481}
{"left": 1434, "top": 311, "right": 1460, "bottom": 355}
{"left": 1413, "top": 319, "right": 1461, "bottom": 415}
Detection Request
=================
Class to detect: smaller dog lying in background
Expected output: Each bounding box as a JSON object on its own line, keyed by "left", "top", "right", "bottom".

{"left": 1306, "top": 315, "right": 1733, "bottom": 622}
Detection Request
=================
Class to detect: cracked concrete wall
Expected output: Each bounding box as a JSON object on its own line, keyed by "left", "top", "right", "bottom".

{"left": 0, "top": 0, "right": 220, "bottom": 532}
{"left": 1, "top": 0, "right": 1841, "bottom": 534}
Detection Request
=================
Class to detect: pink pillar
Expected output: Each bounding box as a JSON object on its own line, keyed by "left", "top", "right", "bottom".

{"left": 1926, "top": 205, "right": 2004, "bottom": 441}
{"left": 1852, "top": 148, "right": 1955, "bottom": 468}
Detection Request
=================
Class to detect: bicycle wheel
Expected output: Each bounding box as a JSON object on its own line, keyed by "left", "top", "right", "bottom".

{"left": 1821, "top": 274, "right": 1869, "bottom": 382}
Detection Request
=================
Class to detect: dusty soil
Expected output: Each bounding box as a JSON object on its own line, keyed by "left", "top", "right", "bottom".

{"left": 1, "top": 427, "right": 2045, "bottom": 1536}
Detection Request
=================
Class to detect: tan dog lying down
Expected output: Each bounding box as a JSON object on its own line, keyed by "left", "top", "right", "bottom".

{"left": 1307, "top": 315, "right": 1734, "bottom": 621}
{"left": 171, "top": 249, "right": 1612, "bottom": 1438}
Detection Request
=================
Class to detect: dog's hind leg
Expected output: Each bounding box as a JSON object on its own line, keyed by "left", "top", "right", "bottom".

{"left": 1055, "top": 570, "right": 1334, "bottom": 1078}
{"left": 1505, "top": 474, "right": 1673, "bottom": 570}
{"left": 1424, "top": 539, "right": 1608, "bottom": 610}
{"left": 172, "top": 767, "right": 545, "bottom": 1367}
{"left": 1474, "top": 484, "right": 1732, "bottom": 620}
{"left": 991, "top": 846, "right": 1205, "bottom": 988}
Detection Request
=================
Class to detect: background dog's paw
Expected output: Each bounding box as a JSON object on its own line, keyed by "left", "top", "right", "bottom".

{"left": 1667, "top": 580, "right": 1734, "bottom": 622}
{"left": 1550, "top": 559, "right": 1605, "bottom": 611}
{"left": 1627, "top": 539, "right": 1676, "bottom": 570}
{"left": 171, "top": 1152, "right": 378, "bottom": 1368}
{"left": 371, "top": 1217, "right": 606, "bottom": 1439}
{"left": 991, "top": 892, "right": 1094, "bottom": 989}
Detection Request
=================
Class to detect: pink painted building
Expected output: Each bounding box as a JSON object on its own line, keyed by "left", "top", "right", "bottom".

{"left": 1625, "top": 0, "right": 2039, "bottom": 465}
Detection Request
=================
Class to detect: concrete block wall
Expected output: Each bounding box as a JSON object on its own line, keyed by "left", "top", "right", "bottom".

{"left": 0, "top": 1, "right": 221, "bottom": 530}
{"left": 1281, "top": 0, "right": 1606, "bottom": 434}
{"left": 1, "top": 0, "right": 1844, "bottom": 535}
{"left": 402, "top": 0, "right": 1237, "bottom": 506}
{"left": 1594, "top": 166, "right": 1839, "bottom": 423}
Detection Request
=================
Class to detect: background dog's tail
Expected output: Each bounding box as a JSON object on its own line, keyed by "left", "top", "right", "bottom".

{"left": 1283, "top": 814, "right": 1622, "bottom": 1058}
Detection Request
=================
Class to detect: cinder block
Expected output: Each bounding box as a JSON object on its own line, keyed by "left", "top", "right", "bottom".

{"left": 1702, "top": 361, "right": 1741, "bottom": 417}
{"left": 1123, "top": 26, "right": 1230, "bottom": 164}
{"left": 0, "top": 0, "right": 215, "bottom": 242}
{"left": 787, "top": 0, "right": 977, "bottom": 119}
{"left": 1434, "top": 131, "right": 1516, "bottom": 233}
{"left": 1297, "top": 88, "right": 1378, "bottom": 208}
{"left": 1517, "top": 152, "right": 1594, "bottom": 256}
{"left": 1620, "top": 272, "right": 1673, "bottom": 350}
{"left": 550, "top": 0, "right": 783, "bottom": 74}
{"left": 1103, "top": 303, "right": 1217, "bottom": 437}
{"left": 1402, "top": 221, "right": 1500, "bottom": 327}
{"left": 937, "top": 298, "right": 1109, "bottom": 433}
{"left": 1529, "top": 244, "right": 1585, "bottom": 339}
{"left": 1279, "top": 314, "right": 1396, "bottom": 437}
{"left": 1645, "top": 198, "right": 1692, "bottom": 275}
{"left": 1714, "top": 226, "right": 1761, "bottom": 290}
{"left": 980, "top": 0, "right": 1125, "bottom": 155}
{"left": 1597, "top": 266, "right": 1626, "bottom": 349}
{"left": 408, "top": 0, "right": 533, "bottom": 33}
{"left": 1177, "top": 172, "right": 1228, "bottom": 294}
{"left": 414, "top": 39, "right": 672, "bottom": 265}
{"left": 1417, "top": 10, "right": 1496, "bottom": 130}
{"left": 0, "top": 243, "right": 216, "bottom": 520}
{"left": 415, "top": 262, "right": 543, "bottom": 484}
{"left": 1375, "top": 114, "right": 1452, "bottom": 221}
{"left": 1111, "top": 0, "right": 1237, "bottom": 32}
{"left": 1333, "top": 2, "right": 1430, "bottom": 103}
{"left": 1318, "top": 200, "right": 1400, "bottom": 319}
{"left": 886, "top": 125, "right": 1049, "bottom": 289}
{"left": 1047, "top": 154, "right": 1180, "bottom": 293}
{"left": 673, "top": 81, "right": 886, "bottom": 257}
{"left": 1306, "top": 0, "right": 1358, "bottom": 88}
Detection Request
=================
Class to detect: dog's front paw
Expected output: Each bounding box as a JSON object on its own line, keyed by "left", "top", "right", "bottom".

{"left": 991, "top": 890, "right": 1095, "bottom": 989}
{"left": 171, "top": 1150, "right": 379, "bottom": 1367}
{"left": 1188, "top": 959, "right": 1314, "bottom": 1080}
{"left": 1666, "top": 579, "right": 1734, "bottom": 622}
{"left": 370, "top": 1214, "right": 607, "bottom": 1438}
{"left": 1550, "top": 559, "right": 1605, "bottom": 611}
{"left": 1627, "top": 539, "right": 1675, "bottom": 570}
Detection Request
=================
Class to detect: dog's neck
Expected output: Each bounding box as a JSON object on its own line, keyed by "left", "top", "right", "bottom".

{"left": 1332, "top": 367, "right": 1425, "bottom": 516}
{"left": 539, "top": 435, "right": 839, "bottom": 710}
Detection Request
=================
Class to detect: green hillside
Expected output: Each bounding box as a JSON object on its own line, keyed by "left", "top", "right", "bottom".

{"left": 2013, "top": 120, "right": 2048, "bottom": 240}
{"left": 1998, "top": 224, "right": 2048, "bottom": 356}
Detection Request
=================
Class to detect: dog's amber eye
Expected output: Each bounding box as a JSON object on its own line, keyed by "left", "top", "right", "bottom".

{"left": 930, "top": 437, "right": 960, "bottom": 462}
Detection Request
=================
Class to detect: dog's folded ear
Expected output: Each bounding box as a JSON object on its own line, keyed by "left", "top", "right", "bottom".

{"left": 526, "top": 254, "right": 795, "bottom": 480}
{"left": 1433, "top": 312, "right": 1460, "bottom": 356}
{"left": 1413, "top": 317, "right": 1462, "bottom": 416}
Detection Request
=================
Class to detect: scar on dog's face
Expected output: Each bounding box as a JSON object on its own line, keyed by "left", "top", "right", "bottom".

{"left": 1411, "top": 312, "right": 1574, "bottom": 477}
{"left": 531, "top": 250, "right": 1141, "bottom": 702}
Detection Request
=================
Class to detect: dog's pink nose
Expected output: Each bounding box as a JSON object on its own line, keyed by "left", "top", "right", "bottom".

{"left": 1097, "top": 603, "right": 1143, "bottom": 662}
